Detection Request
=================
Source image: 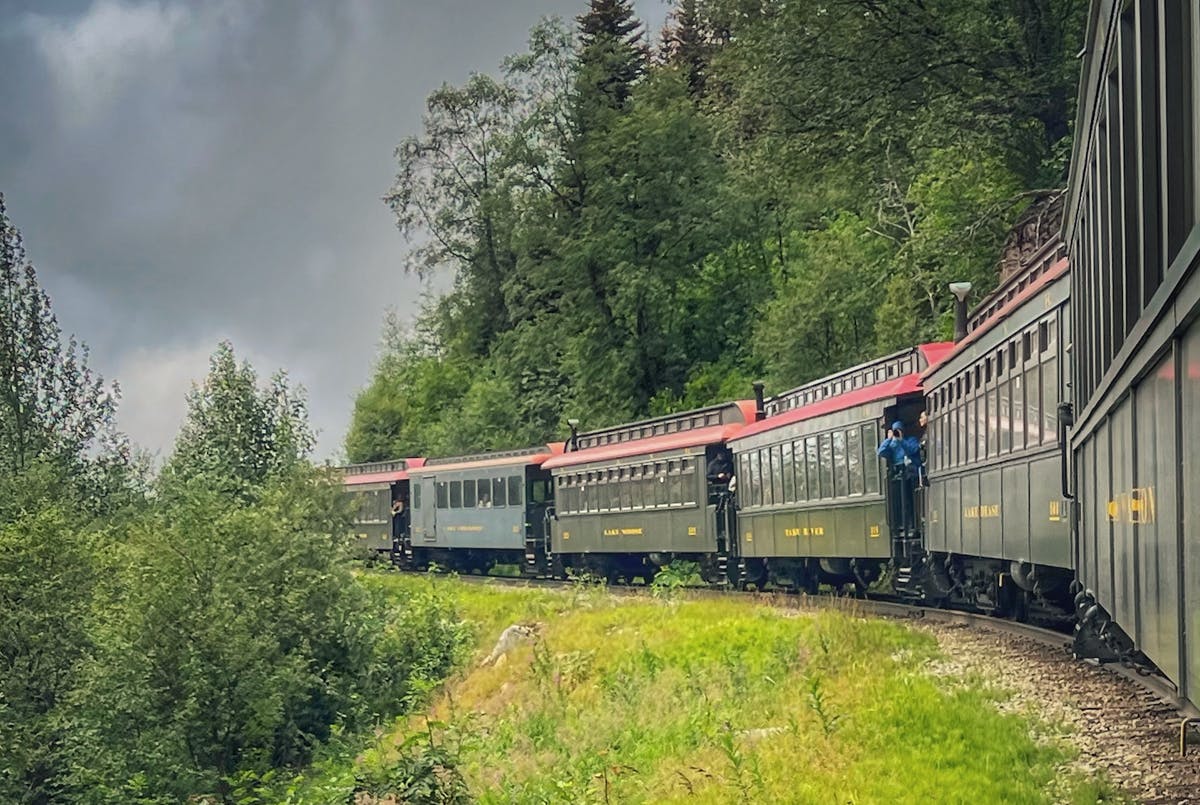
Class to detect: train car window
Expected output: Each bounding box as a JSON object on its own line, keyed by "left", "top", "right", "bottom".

{"left": 1038, "top": 321, "right": 1050, "bottom": 353}
{"left": 987, "top": 387, "right": 999, "bottom": 456}
{"left": 781, "top": 441, "right": 796, "bottom": 502}
{"left": 977, "top": 396, "right": 988, "bottom": 458}
{"left": 762, "top": 447, "right": 776, "bottom": 506}
{"left": 974, "top": 366, "right": 982, "bottom": 389}
{"left": 965, "top": 372, "right": 972, "bottom": 395}
{"left": 630, "top": 466, "right": 644, "bottom": 510}
{"left": 668, "top": 460, "right": 684, "bottom": 506}
{"left": 985, "top": 357, "right": 993, "bottom": 384}
{"left": 491, "top": 477, "right": 506, "bottom": 508}
{"left": 1025, "top": 365, "right": 1041, "bottom": 444}
{"left": 831, "top": 431, "right": 847, "bottom": 497}
{"left": 475, "top": 478, "right": 490, "bottom": 507}
{"left": 936, "top": 414, "right": 946, "bottom": 470}
{"left": 507, "top": 475, "right": 522, "bottom": 507}
{"left": 802, "top": 437, "right": 817, "bottom": 499}
{"left": 960, "top": 404, "right": 969, "bottom": 465}
{"left": 860, "top": 426, "right": 878, "bottom": 493}
{"left": 449, "top": 480, "right": 463, "bottom": 509}
{"left": 463, "top": 479, "right": 477, "bottom": 508}
{"left": 436, "top": 481, "right": 448, "bottom": 509}
{"left": 946, "top": 407, "right": 955, "bottom": 467}
{"left": 531, "top": 479, "right": 551, "bottom": 504}
{"left": 791, "top": 440, "right": 805, "bottom": 501}
{"left": 682, "top": 460, "right": 697, "bottom": 506}
{"left": 619, "top": 467, "right": 633, "bottom": 511}
{"left": 413, "top": 483, "right": 422, "bottom": 510}
{"left": 1008, "top": 341, "right": 1017, "bottom": 368}
{"left": 746, "top": 452, "right": 760, "bottom": 507}
{"left": 997, "top": 349, "right": 1005, "bottom": 377}
{"left": 640, "top": 466, "right": 655, "bottom": 509}
{"left": 1023, "top": 331, "right": 1033, "bottom": 361}
{"left": 960, "top": 401, "right": 970, "bottom": 462}
{"left": 847, "top": 428, "right": 863, "bottom": 495}
{"left": 1041, "top": 358, "right": 1058, "bottom": 444}
{"left": 998, "top": 381, "right": 1012, "bottom": 453}
{"left": 820, "top": 433, "right": 835, "bottom": 499}
{"left": 1012, "top": 374, "right": 1026, "bottom": 450}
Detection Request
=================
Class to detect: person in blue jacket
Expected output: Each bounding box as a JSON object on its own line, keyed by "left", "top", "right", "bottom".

{"left": 878, "top": 421, "right": 922, "bottom": 535}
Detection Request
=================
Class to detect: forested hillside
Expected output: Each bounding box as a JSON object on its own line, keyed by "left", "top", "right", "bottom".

{"left": 347, "top": 0, "right": 1086, "bottom": 462}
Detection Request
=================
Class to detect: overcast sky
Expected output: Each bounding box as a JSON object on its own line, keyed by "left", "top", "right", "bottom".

{"left": 0, "top": 0, "right": 669, "bottom": 461}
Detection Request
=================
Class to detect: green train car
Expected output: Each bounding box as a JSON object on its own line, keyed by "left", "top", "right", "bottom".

{"left": 729, "top": 345, "right": 952, "bottom": 592}
{"left": 922, "top": 243, "right": 1073, "bottom": 614}
{"left": 341, "top": 458, "right": 422, "bottom": 558}
{"left": 545, "top": 401, "right": 756, "bottom": 583}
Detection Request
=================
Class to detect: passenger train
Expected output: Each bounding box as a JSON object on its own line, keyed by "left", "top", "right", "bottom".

{"left": 343, "top": 1, "right": 1200, "bottom": 710}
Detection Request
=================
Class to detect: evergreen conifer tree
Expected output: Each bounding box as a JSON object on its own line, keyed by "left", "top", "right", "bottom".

{"left": 575, "top": 0, "right": 647, "bottom": 121}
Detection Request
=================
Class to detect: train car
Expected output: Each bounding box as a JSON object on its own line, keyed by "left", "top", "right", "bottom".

{"left": 543, "top": 401, "right": 757, "bottom": 583}
{"left": 409, "top": 446, "right": 560, "bottom": 575}
{"left": 342, "top": 458, "right": 424, "bottom": 558}
{"left": 921, "top": 242, "right": 1073, "bottom": 616}
{"left": 728, "top": 344, "right": 952, "bottom": 592}
{"left": 1063, "top": 0, "right": 1200, "bottom": 704}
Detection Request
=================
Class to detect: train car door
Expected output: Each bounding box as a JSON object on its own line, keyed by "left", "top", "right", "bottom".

{"left": 415, "top": 475, "right": 437, "bottom": 543}
{"left": 524, "top": 468, "right": 554, "bottom": 572}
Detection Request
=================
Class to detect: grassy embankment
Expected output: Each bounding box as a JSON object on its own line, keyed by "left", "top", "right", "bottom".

{"left": 346, "top": 573, "right": 1122, "bottom": 804}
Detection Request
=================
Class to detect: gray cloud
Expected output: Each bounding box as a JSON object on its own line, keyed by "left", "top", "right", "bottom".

{"left": 0, "top": 0, "right": 670, "bottom": 460}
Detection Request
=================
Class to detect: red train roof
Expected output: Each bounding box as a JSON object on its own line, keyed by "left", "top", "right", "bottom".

{"left": 342, "top": 457, "right": 425, "bottom": 487}
{"left": 542, "top": 424, "right": 743, "bottom": 470}
{"left": 917, "top": 342, "right": 957, "bottom": 368}
{"left": 730, "top": 374, "right": 923, "bottom": 443}
{"left": 416, "top": 444, "right": 564, "bottom": 475}
{"left": 921, "top": 258, "right": 1069, "bottom": 380}
{"left": 344, "top": 470, "right": 407, "bottom": 485}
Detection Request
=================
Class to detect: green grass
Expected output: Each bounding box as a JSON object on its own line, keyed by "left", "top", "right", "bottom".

{"left": 345, "top": 573, "right": 1125, "bottom": 804}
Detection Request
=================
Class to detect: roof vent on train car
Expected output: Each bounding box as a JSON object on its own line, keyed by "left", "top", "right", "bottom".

{"left": 949, "top": 282, "right": 973, "bottom": 342}
{"left": 752, "top": 381, "right": 765, "bottom": 421}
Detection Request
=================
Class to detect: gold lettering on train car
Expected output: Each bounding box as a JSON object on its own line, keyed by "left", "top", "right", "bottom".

{"left": 687, "top": 526, "right": 697, "bottom": 536}
{"left": 621, "top": 527, "right": 644, "bottom": 536}
{"left": 868, "top": 525, "right": 881, "bottom": 538}
{"left": 1106, "top": 499, "right": 1120, "bottom": 522}
{"left": 784, "top": 527, "right": 802, "bottom": 538}
{"left": 963, "top": 505, "right": 998, "bottom": 519}
{"left": 447, "top": 525, "right": 484, "bottom": 532}
{"left": 603, "top": 528, "right": 619, "bottom": 536}
{"left": 1130, "top": 487, "right": 1157, "bottom": 524}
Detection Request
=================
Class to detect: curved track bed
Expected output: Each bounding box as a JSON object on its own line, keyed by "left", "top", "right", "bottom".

{"left": 437, "top": 570, "right": 1200, "bottom": 801}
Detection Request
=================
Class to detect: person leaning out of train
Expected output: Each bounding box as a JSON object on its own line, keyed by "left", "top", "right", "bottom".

{"left": 876, "top": 421, "right": 922, "bottom": 475}
{"left": 391, "top": 498, "right": 407, "bottom": 541}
